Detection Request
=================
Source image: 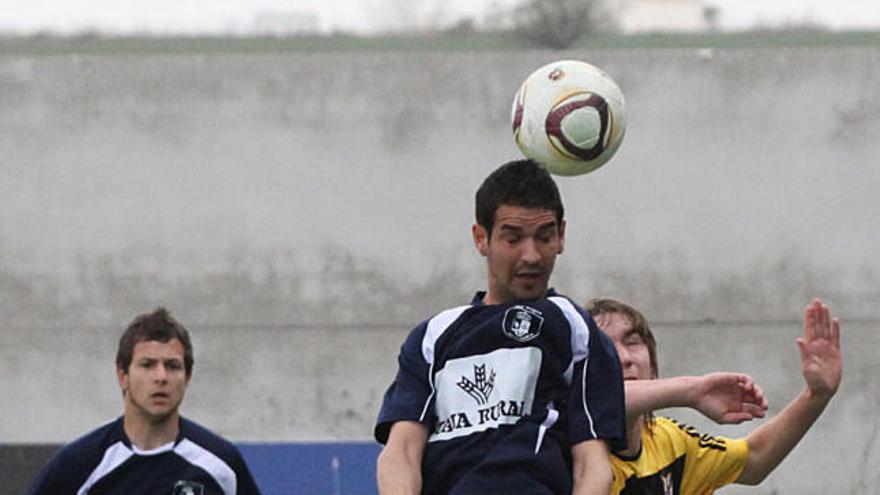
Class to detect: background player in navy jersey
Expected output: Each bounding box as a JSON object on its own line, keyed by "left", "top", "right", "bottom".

{"left": 28, "top": 307, "right": 261, "bottom": 495}
{"left": 586, "top": 297, "right": 842, "bottom": 494}
{"left": 375, "top": 160, "right": 626, "bottom": 494}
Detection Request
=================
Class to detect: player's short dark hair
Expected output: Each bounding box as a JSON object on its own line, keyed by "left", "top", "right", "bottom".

{"left": 116, "top": 307, "right": 194, "bottom": 377}
{"left": 475, "top": 159, "right": 564, "bottom": 235}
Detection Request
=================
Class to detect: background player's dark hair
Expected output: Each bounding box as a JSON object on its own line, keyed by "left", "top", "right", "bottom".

{"left": 584, "top": 297, "right": 658, "bottom": 429}
{"left": 116, "top": 307, "right": 194, "bottom": 377}
{"left": 475, "top": 159, "right": 564, "bottom": 235}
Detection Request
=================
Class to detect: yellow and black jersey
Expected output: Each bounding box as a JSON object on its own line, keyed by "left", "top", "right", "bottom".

{"left": 611, "top": 416, "right": 748, "bottom": 495}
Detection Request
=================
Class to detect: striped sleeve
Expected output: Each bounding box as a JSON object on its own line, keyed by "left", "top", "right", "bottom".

{"left": 550, "top": 297, "right": 626, "bottom": 449}
{"left": 374, "top": 305, "right": 470, "bottom": 444}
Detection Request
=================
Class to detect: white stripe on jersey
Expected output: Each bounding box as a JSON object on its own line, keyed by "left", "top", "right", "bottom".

{"left": 175, "top": 438, "right": 238, "bottom": 495}
{"left": 421, "top": 305, "right": 472, "bottom": 364}
{"left": 534, "top": 405, "right": 560, "bottom": 454}
{"left": 547, "top": 296, "right": 590, "bottom": 384}
{"left": 77, "top": 441, "right": 133, "bottom": 495}
{"left": 419, "top": 305, "right": 471, "bottom": 422}
{"left": 131, "top": 439, "right": 175, "bottom": 455}
{"left": 419, "top": 361, "right": 436, "bottom": 422}
{"left": 580, "top": 356, "right": 598, "bottom": 438}
{"left": 548, "top": 296, "right": 597, "bottom": 438}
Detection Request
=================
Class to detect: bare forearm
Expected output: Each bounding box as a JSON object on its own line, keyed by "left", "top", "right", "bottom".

{"left": 377, "top": 422, "right": 427, "bottom": 495}
{"left": 627, "top": 373, "right": 766, "bottom": 425}
{"left": 572, "top": 466, "right": 612, "bottom": 495}
{"left": 377, "top": 447, "right": 422, "bottom": 495}
{"left": 625, "top": 376, "right": 698, "bottom": 421}
{"left": 571, "top": 440, "right": 612, "bottom": 495}
{"left": 737, "top": 388, "right": 831, "bottom": 485}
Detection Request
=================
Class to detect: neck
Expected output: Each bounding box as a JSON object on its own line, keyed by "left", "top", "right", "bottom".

{"left": 619, "top": 415, "right": 644, "bottom": 457}
{"left": 482, "top": 286, "right": 548, "bottom": 305}
{"left": 123, "top": 408, "right": 180, "bottom": 451}
{"left": 482, "top": 290, "right": 503, "bottom": 305}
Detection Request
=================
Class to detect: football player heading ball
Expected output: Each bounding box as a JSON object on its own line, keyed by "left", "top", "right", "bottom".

{"left": 375, "top": 159, "right": 626, "bottom": 494}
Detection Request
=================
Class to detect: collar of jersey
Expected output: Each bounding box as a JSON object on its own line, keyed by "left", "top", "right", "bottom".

{"left": 471, "top": 288, "right": 558, "bottom": 305}
{"left": 131, "top": 440, "right": 176, "bottom": 456}
{"left": 113, "top": 415, "right": 184, "bottom": 454}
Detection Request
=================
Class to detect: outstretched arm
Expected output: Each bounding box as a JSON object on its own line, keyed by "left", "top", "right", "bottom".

{"left": 736, "top": 298, "right": 842, "bottom": 485}
{"left": 625, "top": 373, "right": 768, "bottom": 424}
{"left": 571, "top": 439, "right": 612, "bottom": 495}
{"left": 377, "top": 421, "right": 428, "bottom": 495}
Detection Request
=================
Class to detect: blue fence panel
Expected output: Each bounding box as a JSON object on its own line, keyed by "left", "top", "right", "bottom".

{"left": 239, "top": 442, "right": 381, "bottom": 495}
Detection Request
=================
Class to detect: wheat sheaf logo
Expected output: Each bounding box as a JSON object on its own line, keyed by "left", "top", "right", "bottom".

{"left": 456, "top": 364, "right": 496, "bottom": 405}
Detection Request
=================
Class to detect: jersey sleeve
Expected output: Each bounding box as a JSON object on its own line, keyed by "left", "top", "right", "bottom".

{"left": 675, "top": 421, "right": 749, "bottom": 492}
{"left": 26, "top": 445, "right": 89, "bottom": 495}
{"left": 230, "top": 447, "right": 263, "bottom": 495}
{"left": 26, "top": 462, "right": 61, "bottom": 495}
{"left": 374, "top": 321, "right": 433, "bottom": 444}
{"left": 568, "top": 312, "right": 626, "bottom": 451}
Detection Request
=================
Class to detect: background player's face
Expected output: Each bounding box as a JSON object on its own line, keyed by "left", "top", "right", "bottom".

{"left": 118, "top": 338, "right": 189, "bottom": 423}
{"left": 596, "top": 312, "right": 653, "bottom": 381}
{"left": 473, "top": 204, "right": 565, "bottom": 304}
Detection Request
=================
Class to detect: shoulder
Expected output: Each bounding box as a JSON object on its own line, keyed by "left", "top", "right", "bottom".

{"left": 654, "top": 417, "right": 745, "bottom": 455}
{"left": 544, "top": 294, "right": 602, "bottom": 339}
{"left": 654, "top": 418, "right": 749, "bottom": 491}
{"left": 411, "top": 304, "right": 474, "bottom": 362}
{"left": 179, "top": 418, "right": 241, "bottom": 457}
{"left": 647, "top": 417, "right": 688, "bottom": 444}
{"left": 28, "top": 418, "right": 124, "bottom": 494}
{"left": 55, "top": 417, "right": 125, "bottom": 466}
{"left": 424, "top": 304, "right": 473, "bottom": 340}
{"left": 652, "top": 416, "right": 701, "bottom": 444}
{"left": 177, "top": 418, "right": 260, "bottom": 494}
{"left": 545, "top": 295, "right": 617, "bottom": 359}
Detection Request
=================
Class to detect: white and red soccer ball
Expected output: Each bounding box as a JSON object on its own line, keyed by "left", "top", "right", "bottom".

{"left": 512, "top": 60, "right": 626, "bottom": 176}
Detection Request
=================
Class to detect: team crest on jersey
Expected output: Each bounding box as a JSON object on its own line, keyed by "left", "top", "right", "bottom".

{"left": 502, "top": 305, "right": 544, "bottom": 342}
{"left": 457, "top": 364, "right": 496, "bottom": 405}
{"left": 174, "top": 481, "right": 204, "bottom": 495}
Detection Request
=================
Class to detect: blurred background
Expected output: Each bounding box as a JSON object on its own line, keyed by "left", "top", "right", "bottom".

{"left": 3, "top": 0, "right": 880, "bottom": 35}
{"left": 1, "top": 1, "right": 878, "bottom": 494}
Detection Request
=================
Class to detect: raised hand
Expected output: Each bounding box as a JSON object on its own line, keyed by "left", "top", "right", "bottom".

{"left": 692, "top": 372, "right": 769, "bottom": 424}
{"left": 734, "top": 300, "right": 843, "bottom": 485}
{"left": 798, "top": 298, "right": 842, "bottom": 400}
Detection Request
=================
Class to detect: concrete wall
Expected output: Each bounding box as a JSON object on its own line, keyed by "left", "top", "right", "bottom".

{"left": 2, "top": 48, "right": 878, "bottom": 326}
{"left": 2, "top": 47, "right": 879, "bottom": 493}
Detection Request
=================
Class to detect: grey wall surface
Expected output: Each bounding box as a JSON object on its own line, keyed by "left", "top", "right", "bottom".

{"left": 2, "top": 48, "right": 879, "bottom": 327}
{"left": 2, "top": 47, "right": 878, "bottom": 493}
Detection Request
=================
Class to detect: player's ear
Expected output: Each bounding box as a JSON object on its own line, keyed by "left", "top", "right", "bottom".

{"left": 473, "top": 223, "right": 489, "bottom": 256}
{"left": 557, "top": 220, "right": 566, "bottom": 254}
{"left": 117, "top": 366, "right": 128, "bottom": 392}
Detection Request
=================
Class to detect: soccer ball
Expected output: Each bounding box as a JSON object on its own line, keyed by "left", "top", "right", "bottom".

{"left": 511, "top": 60, "right": 626, "bottom": 176}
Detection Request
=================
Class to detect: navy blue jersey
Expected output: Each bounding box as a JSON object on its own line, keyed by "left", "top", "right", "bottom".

{"left": 375, "top": 290, "right": 626, "bottom": 494}
{"left": 28, "top": 416, "right": 261, "bottom": 495}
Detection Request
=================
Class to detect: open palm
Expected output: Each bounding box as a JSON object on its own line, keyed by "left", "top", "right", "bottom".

{"left": 798, "top": 298, "right": 842, "bottom": 400}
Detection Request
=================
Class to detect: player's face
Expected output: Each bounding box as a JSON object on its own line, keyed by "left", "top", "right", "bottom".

{"left": 473, "top": 205, "right": 565, "bottom": 304}
{"left": 118, "top": 339, "right": 189, "bottom": 423}
{"left": 597, "top": 312, "right": 653, "bottom": 381}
